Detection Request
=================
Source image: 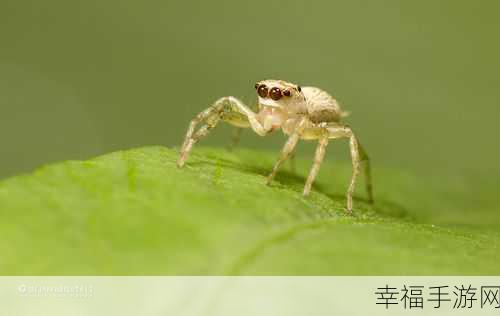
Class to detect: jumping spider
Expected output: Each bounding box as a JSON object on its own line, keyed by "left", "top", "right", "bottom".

{"left": 177, "top": 79, "right": 373, "bottom": 213}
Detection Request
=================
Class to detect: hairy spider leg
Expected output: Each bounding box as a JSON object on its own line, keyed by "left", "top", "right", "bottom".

{"left": 177, "top": 96, "right": 269, "bottom": 168}
{"left": 266, "top": 122, "right": 373, "bottom": 213}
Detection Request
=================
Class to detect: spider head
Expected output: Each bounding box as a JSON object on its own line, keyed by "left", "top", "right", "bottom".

{"left": 254, "top": 79, "right": 306, "bottom": 112}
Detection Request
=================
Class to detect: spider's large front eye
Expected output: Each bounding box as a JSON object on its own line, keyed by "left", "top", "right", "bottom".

{"left": 257, "top": 85, "right": 268, "bottom": 98}
{"left": 270, "top": 87, "right": 282, "bottom": 100}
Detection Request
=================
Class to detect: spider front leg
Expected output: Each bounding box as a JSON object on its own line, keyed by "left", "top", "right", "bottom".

{"left": 177, "top": 96, "right": 268, "bottom": 168}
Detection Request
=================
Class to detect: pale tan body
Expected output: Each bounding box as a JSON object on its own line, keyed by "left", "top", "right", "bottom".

{"left": 177, "top": 79, "right": 373, "bottom": 213}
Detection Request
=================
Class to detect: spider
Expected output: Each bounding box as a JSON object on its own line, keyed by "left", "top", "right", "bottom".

{"left": 177, "top": 79, "right": 373, "bottom": 213}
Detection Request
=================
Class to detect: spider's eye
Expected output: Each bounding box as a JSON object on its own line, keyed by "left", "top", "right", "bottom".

{"left": 254, "top": 83, "right": 259, "bottom": 89}
{"left": 297, "top": 86, "right": 302, "bottom": 92}
{"left": 257, "top": 85, "right": 268, "bottom": 98}
{"left": 283, "top": 90, "right": 291, "bottom": 97}
{"left": 270, "top": 87, "right": 282, "bottom": 100}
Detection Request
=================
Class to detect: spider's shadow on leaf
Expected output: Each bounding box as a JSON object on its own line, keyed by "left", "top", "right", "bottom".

{"left": 188, "top": 154, "right": 411, "bottom": 219}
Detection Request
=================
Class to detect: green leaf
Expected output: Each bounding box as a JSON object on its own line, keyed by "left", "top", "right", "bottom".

{"left": 0, "top": 146, "right": 498, "bottom": 275}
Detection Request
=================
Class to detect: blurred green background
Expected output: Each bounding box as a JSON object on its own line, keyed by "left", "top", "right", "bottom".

{"left": 1, "top": 0, "right": 499, "bottom": 182}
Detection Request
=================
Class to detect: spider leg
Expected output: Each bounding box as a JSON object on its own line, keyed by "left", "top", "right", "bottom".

{"left": 177, "top": 96, "right": 268, "bottom": 168}
{"left": 325, "top": 125, "right": 373, "bottom": 213}
{"left": 303, "top": 135, "right": 329, "bottom": 196}
{"left": 227, "top": 102, "right": 260, "bottom": 151}
{"left": 266, "top": 118, "right": 307, "bottom": 184}
{"left": 266, "top": 132, "right": 301, "bottom": 185}
{"left": 178, "top": 122, "right": 218, "bottom": 168}
{"left": 357, "top": 141, "right": 374, "bottom": 204}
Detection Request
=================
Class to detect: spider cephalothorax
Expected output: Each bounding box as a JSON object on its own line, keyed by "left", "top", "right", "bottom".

{"left": 177, "top": 79, "right": 373, "bottom": 213}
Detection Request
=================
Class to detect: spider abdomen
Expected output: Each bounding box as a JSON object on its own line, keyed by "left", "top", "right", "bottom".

{"left": 303, "top": 86, "right": 345, "bottom": 123}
